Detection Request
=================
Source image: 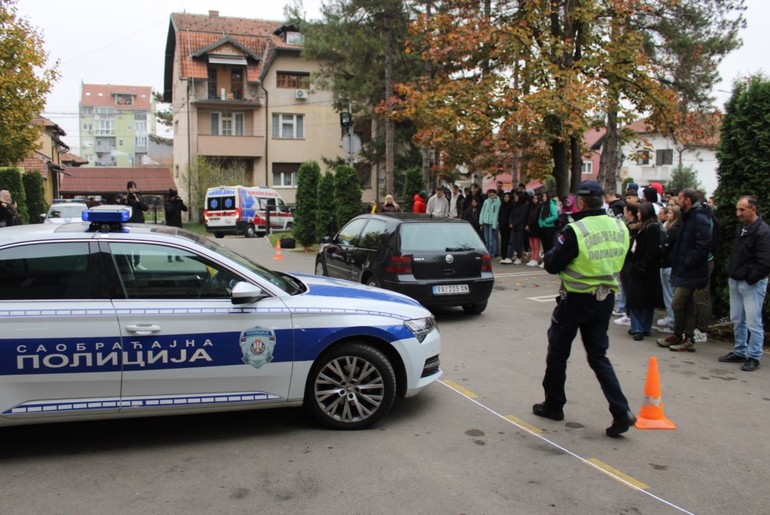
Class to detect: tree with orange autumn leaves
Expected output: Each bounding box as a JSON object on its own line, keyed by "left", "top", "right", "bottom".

{"left": 389, "top": 0, "right": 744, "bottom": 196}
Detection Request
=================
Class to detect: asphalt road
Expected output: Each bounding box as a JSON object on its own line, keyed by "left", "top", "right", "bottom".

{"left": 1, "top": 234, "right": 769, "bottom": 514}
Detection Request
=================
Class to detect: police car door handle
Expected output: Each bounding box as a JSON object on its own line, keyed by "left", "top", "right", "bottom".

{"left": 125, "top": 324, "right": 161, "bottom": 335}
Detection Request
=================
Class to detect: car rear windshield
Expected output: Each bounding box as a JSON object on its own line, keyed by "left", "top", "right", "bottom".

{"left": 399, "top": 222, "right": 485, "bottom": 252}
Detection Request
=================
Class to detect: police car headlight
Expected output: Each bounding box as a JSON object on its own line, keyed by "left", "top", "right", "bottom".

{"left": 405, "top": 316, "right": 437, "bottom": 343}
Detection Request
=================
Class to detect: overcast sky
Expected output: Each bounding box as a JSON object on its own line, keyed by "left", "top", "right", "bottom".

{"left": 16, "top": 0, "right": 768, "bottom": 155}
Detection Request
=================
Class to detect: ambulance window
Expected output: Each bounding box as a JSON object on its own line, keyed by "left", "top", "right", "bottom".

{"left": 107, "top": 243, "right": 241, "bottom": 299}
{"left": 0, "top": 243, "right": 99, "bottom": 300}
{"left": 207, "top": 195, "right": 235, "bottom": 211}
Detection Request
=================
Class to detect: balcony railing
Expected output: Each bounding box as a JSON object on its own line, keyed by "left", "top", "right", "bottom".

{"left": 192, "top": 80, "right": 261, "bottom": 105}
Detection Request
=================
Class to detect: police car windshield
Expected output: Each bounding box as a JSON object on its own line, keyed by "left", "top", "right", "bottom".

{"left": 194, "top": 237, "right": 303, "bottom": 294}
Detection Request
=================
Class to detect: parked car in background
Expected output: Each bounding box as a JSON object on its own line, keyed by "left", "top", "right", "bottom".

{"left": 42, "top": 202, "right": 88, "bottom": 224}
{"left": 315, "top": 213, "right": 494, "bottom": 314}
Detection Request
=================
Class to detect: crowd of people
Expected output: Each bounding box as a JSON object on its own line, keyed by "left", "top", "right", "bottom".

{"left": 388, "top": 181, "right": 595, "bottom": 269}
{"left": 376, "top": 178, "right": 770, "bottom": 372}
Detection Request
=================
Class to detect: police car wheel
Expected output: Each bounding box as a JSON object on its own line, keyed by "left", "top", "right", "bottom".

{"left": 462, "top": 301, "right": 487, "bottom": 315}
{"left": 315, "top": 258, "right": 327, "bottom": 276}
{"left": 244, "top": 225, "right": 256, "bottom": 238}
{"left": 305, "top": 343, "right": 396, "bottom": 430}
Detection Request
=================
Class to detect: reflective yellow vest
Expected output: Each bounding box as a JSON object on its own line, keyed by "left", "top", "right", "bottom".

{"left": 558, "top": 215, "right": 629, "bottom": 293}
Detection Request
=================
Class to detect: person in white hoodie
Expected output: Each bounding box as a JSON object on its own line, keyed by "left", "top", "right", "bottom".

{"left": 426, "top": 188, "right": 449, "bottom": 218}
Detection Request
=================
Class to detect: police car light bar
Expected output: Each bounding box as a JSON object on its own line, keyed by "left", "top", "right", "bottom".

{"left": 82, "top": 205, "right": 132, "bottom": 223}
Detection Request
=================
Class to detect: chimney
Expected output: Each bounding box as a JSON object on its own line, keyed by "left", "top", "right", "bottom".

{"left": 209, "top": 10, "right": 219, "bottom": 18}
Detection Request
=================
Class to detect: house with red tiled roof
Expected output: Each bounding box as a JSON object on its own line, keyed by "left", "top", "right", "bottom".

{"left": 163, "top": 10, "right": 346, "bottom": 211}
{"left": 611, "top": 115, "right": 721, "bottom": 196}
{"left": 60, "top": 167, "right": 176, "bottom": 215}
{"left": 16, "top": 116, "right": 86, "bottom": 204}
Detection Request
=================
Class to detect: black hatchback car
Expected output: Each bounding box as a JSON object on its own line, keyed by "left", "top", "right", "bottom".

{"left": 315, "top": 213, "right": 494, "bottom": 313}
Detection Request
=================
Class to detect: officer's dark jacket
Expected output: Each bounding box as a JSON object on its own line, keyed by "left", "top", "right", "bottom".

{"left": 670, "top": 202, "right": 712, "bottom": 289}
{"left": 727, "top": 216, "right": 770, "bottom": 285}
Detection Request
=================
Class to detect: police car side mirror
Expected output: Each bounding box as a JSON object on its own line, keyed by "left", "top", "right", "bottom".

{"left": 321, "top": 236, "right": 332, "bottom": 244}
{"left": 231, "top": 281, "right": 267, "bottom": 305}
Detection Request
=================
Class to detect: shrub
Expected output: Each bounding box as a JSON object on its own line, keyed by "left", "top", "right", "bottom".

{"left": 293, "top": 161, "right": 321, "bottom": 247}
{"left": 334, "top": 164, "right": 362, "bottom": 228}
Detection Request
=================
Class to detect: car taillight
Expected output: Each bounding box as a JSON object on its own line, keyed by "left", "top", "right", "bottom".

{"left": 235, "top": 208, "right": 241, "bottom": 220}
{"left": 481, "top": 253, "right": 492, "bottom": 272}
{"left": 385, "top": 255, "right": 412, "bottom": 274}
{"left": 203, "top": 211, "right": 210, "bottom": 222}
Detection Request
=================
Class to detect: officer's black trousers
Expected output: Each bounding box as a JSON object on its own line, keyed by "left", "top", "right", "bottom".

{"left": 542, "top": 291, "right": 631, "bottom": 418}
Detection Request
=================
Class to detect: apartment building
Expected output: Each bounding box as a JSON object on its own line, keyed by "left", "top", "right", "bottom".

{"left": 162, "top": 10, "right": 347, "bottom": 206}
{"left": 79, "top": 84, "right": 157, "bottom": 167}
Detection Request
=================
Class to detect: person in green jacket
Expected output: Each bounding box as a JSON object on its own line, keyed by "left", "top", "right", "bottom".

{"left": 538, "top": 192, "right": 559, "bottom": 262}
{"left": 479, "top": 189, "right": 501, "bottom": 256}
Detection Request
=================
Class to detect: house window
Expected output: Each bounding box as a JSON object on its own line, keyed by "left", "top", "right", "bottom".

{"left": 276, "top": 72, "right": 310, "bottom": 89}
{"left": 656, "top": 149, "right": 674, "bottom": 166}
{"left": 135, "top": 136, "right": 148, "bottom": 147}
{"left": 134, "top": 112, "right": 146, "bottom": 121}
{"left": 285, "top": 31, "right": 304, "bottom": 45}
{"left": 635, "top": 150, "right": 651, "bottom": 165}
{"left": 83, "top": 123, "right": 92, "bottom": 132}
{"left": 272, "top": 163, "right": 299, "bottom": 187}
{"left": 231, "top": 69, "right": 244, "bottom": 100}
{"left": 134, "top": 121, "right": 147, "bottom": 133}
{"left": 115, "top": 94, "right": 133, "bottom": 105}
{"left": 272, "top": 113, "right": 304, "bottom": 139}
{"left": 582, "top": 161, "right": 593, "bottom": 174}
{"left": 95, "top": 107, "right": 114, "bottom": 118}
{"left": 82, "top": 106, "right": 93, "bottom": 115}
{"left": 95, "top": 120, "right": 114, "bottom": 136}
{"left": 210, "top": 112, "right": 244, "bottom": 136}
{"left": 208, "top": 68, "right": 218, "bottom": 99}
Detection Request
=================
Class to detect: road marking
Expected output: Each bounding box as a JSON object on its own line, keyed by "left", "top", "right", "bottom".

{"left": 493, "top": 271, "right": 547, "bottom": 278}
{"left": 588, "top": 458, "right": 649, "bottom": 490}
{"left": 442, "top": 379, "right": 478, "bottom": 398}
{"left": 439, "top": 379, "right": 694, "bottom": 515}
{"left": 527, "top": 295, "right": 557, "bottom": 302}
{"left": 504, "top": 415, "right": 544, "bottom": 435}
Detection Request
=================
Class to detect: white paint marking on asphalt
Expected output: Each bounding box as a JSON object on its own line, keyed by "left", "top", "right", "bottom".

{"left": 439, "top": 379, "right": 695, "bottom": 515}
{"left": 493, "top": 271, "right": 547, "bottom": 278}
{"left": 526, "top": 295, "right": 557, "bottom": 302}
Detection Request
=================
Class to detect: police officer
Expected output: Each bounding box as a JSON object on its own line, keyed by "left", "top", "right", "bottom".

{"left": 532, "top": 180, "right": 637, "bottom": 437}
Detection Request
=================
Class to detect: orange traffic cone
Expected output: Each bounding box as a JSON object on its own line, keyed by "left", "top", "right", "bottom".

{"left": 273, "top": 239, "right": 284, "bottom": 260}
{"left": 635, "top": 356, "right": 676, "bottom": 430}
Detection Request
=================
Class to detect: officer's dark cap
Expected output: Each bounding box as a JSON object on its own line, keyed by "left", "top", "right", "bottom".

{"left": 576, "top": 181, "right": 604, "bottom": 197}
{"left": 127, "top": 180, "right": 137, "bottom": 189}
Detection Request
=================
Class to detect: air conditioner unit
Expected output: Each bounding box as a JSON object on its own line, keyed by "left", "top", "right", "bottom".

{"left": 295, "top": 89, "right": 309, "bottom": 100}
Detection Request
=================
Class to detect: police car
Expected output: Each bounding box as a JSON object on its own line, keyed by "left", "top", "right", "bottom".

{"left": 0, "top": 206, "right": 441, "bottom": 430}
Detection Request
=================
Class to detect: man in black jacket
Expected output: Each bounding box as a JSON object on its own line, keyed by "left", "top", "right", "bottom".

{"left": 657, "top": 188, "right": 712, "bottom": 352}
{"left": 125, "top": 181, "right": 149, "bottom": 223}
{"left": 718, "top": 196, "right": 770, "bottom": 371}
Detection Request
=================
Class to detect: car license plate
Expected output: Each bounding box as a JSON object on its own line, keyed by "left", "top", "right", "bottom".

{"left": 433, "top": 284, "right": 469, "bottom": 295}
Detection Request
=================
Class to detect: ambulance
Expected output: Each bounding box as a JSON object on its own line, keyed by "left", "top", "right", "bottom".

{"left": 204, "top": 186, "right": 294, "bottom": 238}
